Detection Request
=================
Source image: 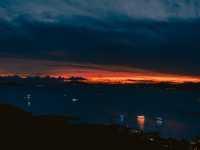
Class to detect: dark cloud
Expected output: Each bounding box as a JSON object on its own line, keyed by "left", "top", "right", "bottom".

{"left": 1, "top": 0, "right": 200, "bottom": 22}
{"left": 0, "top": 0, "right": 200, "bottom": 75}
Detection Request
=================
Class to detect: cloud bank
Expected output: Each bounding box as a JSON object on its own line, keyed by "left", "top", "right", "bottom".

{"left": 1, "top": 0, "right": 200, "bottom": 22}
{"left": 0, "top": 0, "right": 200, "bottom": 76}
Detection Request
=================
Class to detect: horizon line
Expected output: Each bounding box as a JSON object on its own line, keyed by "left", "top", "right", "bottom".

{"left": 1, "top": 74, "right": 200, "bottom": 85}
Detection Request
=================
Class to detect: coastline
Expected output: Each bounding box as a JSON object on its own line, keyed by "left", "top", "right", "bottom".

{"left": 0, "top": 104, "right": 198, "bottom": 150}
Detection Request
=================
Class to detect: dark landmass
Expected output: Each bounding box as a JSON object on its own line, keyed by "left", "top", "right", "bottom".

{"left": 0, "top": 104, "right": 199, "bottom": 150}
{"left": 0, "top": 76, "right": 200, "bottom": 91}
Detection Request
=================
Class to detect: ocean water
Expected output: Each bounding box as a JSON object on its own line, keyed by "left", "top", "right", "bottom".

{"left": 0, "top": 84, "right": 200, "bottom": 139}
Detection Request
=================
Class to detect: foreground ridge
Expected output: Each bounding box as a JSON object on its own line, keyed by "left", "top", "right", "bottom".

{"left": 0, "top": 104, "right": 199, "bottom": 150}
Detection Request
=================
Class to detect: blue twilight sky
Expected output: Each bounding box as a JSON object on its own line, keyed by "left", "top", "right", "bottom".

{"left": 0, "top": 0, "right": 200, "bottom": 76}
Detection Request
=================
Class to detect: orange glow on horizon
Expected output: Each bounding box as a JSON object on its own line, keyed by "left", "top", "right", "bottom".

{"left": 50, "top": 71, "right": 200, "bottom": 84}
{"left": 0, "top": 57, "right": 200, "bottom": 84}
{"left": 1, "top": 69, "right": 200, "bottom": 84}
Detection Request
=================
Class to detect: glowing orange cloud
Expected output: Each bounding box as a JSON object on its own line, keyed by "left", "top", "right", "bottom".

{"left": 0, "top": 57, "right": 200, "bottom": 84}
{"left": 48, "top": 64, "right": 200, "bottom": 84}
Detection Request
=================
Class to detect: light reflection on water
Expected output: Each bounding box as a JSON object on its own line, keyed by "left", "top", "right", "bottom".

{"left": 111, "top": 113, "right": 200, "bottom": 139}
{"left": 137, "top": 115, "right": 145, "bottom": 130}
{"left": 156, "top": 117, "right": 163, "bottom": 126}
{"left": 1, "top": 85, "right": 200, "bottom": 139}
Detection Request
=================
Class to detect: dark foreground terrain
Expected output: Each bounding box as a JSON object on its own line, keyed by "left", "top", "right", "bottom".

{"left": 0, "top": 104, "right": 199, "bottom": 150}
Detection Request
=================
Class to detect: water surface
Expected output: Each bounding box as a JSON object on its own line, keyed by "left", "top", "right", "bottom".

{"left": 0, "top": 85, "right": 200, "bottom": 139}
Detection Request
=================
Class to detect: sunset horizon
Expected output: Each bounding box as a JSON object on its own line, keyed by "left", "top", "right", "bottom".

{"left": 1, "top": 69, "right": 200, "bottom": 84}
{"left": 1, "top": 0, "right": 200, "bottom": 147}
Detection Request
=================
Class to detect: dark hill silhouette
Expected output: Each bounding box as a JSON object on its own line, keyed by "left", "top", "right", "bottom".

{"left": 66, "top": 76, "right": 87, "bottom": 82}
{"left": 0, "top": 104, "right": 27, "bottom": 113}
{"left": 0, "top": 104, "right": 195, "bottom": 150}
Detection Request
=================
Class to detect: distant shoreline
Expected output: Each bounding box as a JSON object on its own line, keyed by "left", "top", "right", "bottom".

{"left": 0, "top": 76, "right": 200, "bottom": 91}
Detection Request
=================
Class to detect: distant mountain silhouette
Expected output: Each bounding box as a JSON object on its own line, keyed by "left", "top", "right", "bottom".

{"left": 65, "top": 76, "right": 87, "bottom": 83}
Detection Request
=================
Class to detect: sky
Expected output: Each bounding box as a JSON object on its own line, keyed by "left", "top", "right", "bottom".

{"left": 0, "top": 0, "right": 200, "bottom": 83}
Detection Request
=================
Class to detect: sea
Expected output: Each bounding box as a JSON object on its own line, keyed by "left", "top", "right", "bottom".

{"left": 0, "top": 84, "right": 200, "bottom": 139}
